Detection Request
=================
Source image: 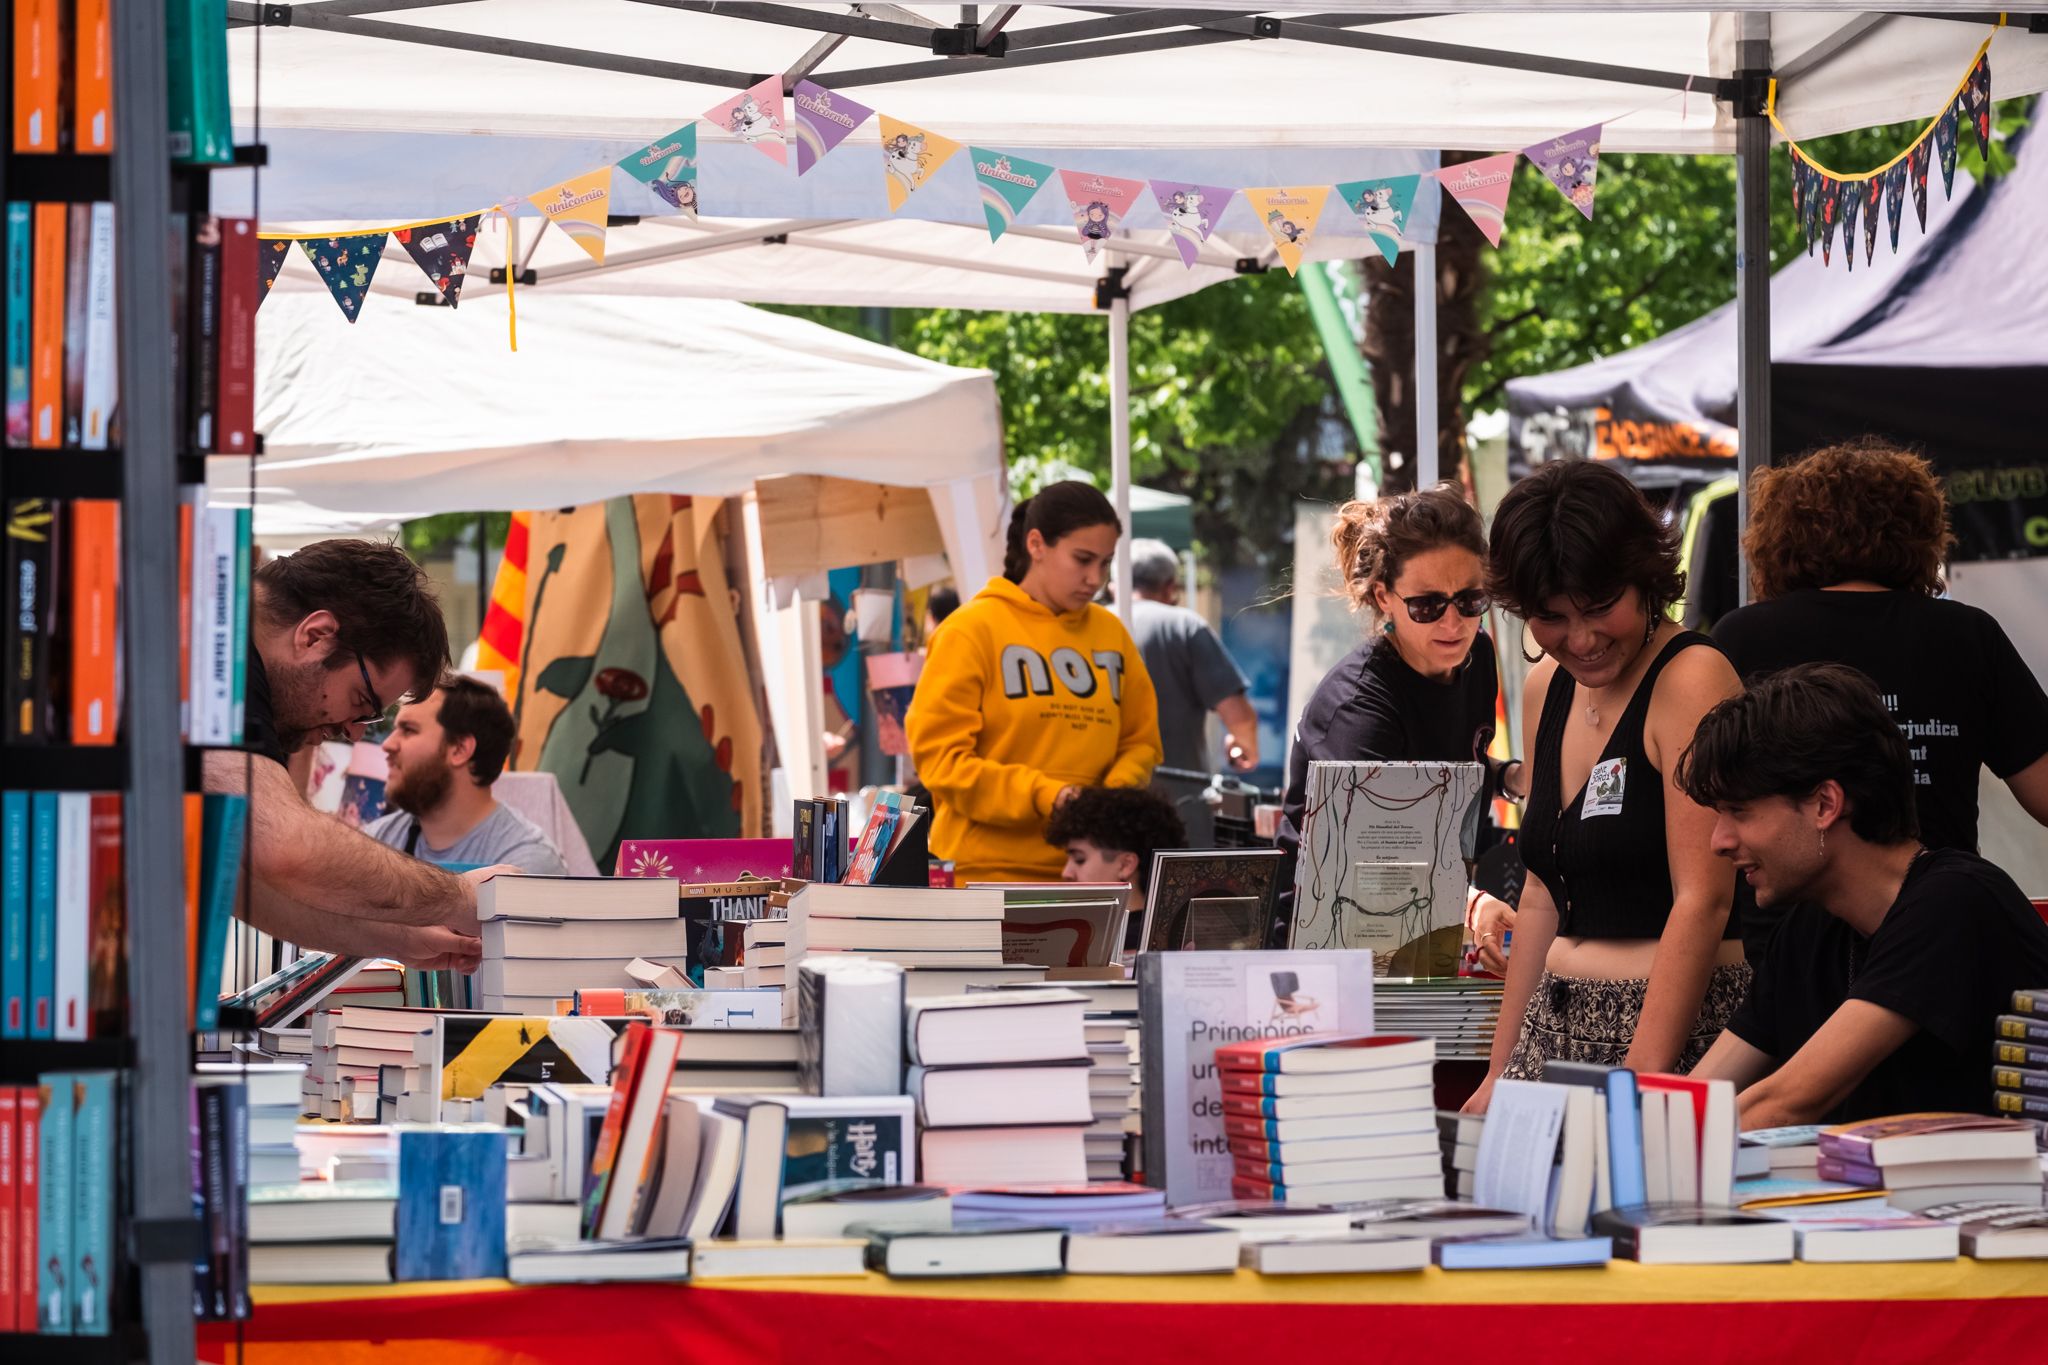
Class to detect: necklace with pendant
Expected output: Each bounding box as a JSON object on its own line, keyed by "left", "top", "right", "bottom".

{"left": 1584, "top": 691, "right": 1601, "bottom": 727}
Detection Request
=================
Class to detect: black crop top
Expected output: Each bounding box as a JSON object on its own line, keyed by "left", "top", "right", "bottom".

{"left": 1518, "top": 632, "right": 1739, "bottom": 943}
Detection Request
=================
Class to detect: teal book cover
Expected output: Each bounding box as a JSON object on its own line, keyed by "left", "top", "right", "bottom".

{"left": 38, "top": 1072, "right": 74, "bottom": 1333}
{"left": 395, "top": 1129, "right": 508, "bottom": 1282}
{"left": 2, "top": 790, "right": 27, "bottom": 1037}
{"left": 194, "top": 794, "right": 247, "bottom": 1031}
{"left": 4, "top": 204, "right": 29, "bottom": 444}
{"left": 780, "top": 1101, "right": 914, "bottom": 1202}
{"left": 28, "top": 791, "right": 57, "bottom": 1038}
{"left": 70, "top": 1071, "right": 116, "bottom": 1335}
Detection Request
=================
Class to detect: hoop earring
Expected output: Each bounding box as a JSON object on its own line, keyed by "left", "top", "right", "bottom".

{"left": 1521, "top": 624, "right": 1544, "bottom": 666}
{"left": 1642, "top": 611, "right": 1658, "bottom": 647}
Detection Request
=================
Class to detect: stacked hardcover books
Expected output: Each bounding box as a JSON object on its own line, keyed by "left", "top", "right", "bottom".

{"left": 308, "top": 1006, "right": 433, "bottom": 1123}
{"left": 475, "top": 875, "right": 684, "bottom": 1013}
{"left": 1994, "top": 986, "right": 2048, "bottom": 1122}
{"left": 784, "top": 885, "right": 1032, "bottom": 1019}
{"left": 906, "top": 990, "right": 1094, "bottom": 1186}
{"left": 1219, "top": 1034, "right": 1442, "bottom": 1206}
{"left": 1816, "top": 1113, "right": 2043, "bottom": 1214}
{"left": 1372, "top": 977, "right": 1503, "bottom": 1062}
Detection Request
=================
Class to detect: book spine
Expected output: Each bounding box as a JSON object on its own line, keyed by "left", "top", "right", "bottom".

{"left": 72, "top": 0, "right": 112, "bottom": 153}
{"left": 53, "top": 792, "right": 90, "bottom": 1040}
{"left": 1217, "top": 1069, "right": 1283, "bottom": 1095}
{"left": 1813, "top": 1155, "right": 1884, "bottom": 1188}
{"left": 2, "top": 791, "right": 26, "bottom": 1037}
{"left": 215, "top": 221, "right": 257, "bottom": 455}
{"left": 70, "top": 1072, "right": 112, "bottom": 1336}
{"left": 36, "top": 1073, "right": 72, "bottom": 1333}
{"left": 195, "top": 1082, "right": 229, "bottom": 1318}
{"left": 28, "top": 792, "right": 58, "bottom": 1038}
{"left": 1605, "top": 1067, "right": 1647, "bottom": 1211}
{"left": 1998, "top": 1014, "right": 2048, "bottom": 1046}
{"left": 1992, "top": 1089, "right": 2048, "bottom": 1120}
{"left": 227, "top": 1082, "right": 250, "bottom": 1318}
{"left": 230, "top": 509, "right": 251, "bottom": 742}
{"left": 2012, "top": 989, "right": 2048, "bottom": 1021}
{"left": 85, "top": 794, "right": 121, "bottom": 1036}
{"left": 1992, "top": 1064, "right": 2048, "bottom": 1096}
{"left": 187, "top": 1083, "right": 208, "bottom": 1319}
{"left": 164, "top": 0, "right": 196, "bottom": 158}
{"left": 79, "top": 204, "right": 115, "bottom": 448}
{"left": 0, "top": 1087, "right": 15, "bottom": 1332}
{"left": 20, "top": 1084, "right": 40, "bottom": 1333}
{"left": 182, "top": 794, "right": 201, "bottom": 1028}
{"left": 61, "top": 203, "right": 88, "bottom": 446}
{"left": 581, "top": 1021, "right": 652, "bottom": 1238}
{"left": 177, "top": 496, "right": 193, "bottom": 738}
{"left": 187, "top": 218, "right": 219, "bottom": 450}
{"left": 29, "top": 204, "right": 65, "bottom": 446}
{"left": 200, "top": 507, "right": 234, "bottom": 744}
{"left": 4, "top": 204, "right": 29, "bottom": 446}
{"left": 1994, "top": 1038, "right": 2048, "bottom": 1070}
{"left": 12, "top": 0, "right": 63, "bottom": 152}
{"left": 5, "top": 496, "right": 60, "bottom": 743}
{"left": 194, "top": 794, "right": 249, "bottom": 1032}
{"left": 68, "top": 500, "right": 118, "bottom": 743}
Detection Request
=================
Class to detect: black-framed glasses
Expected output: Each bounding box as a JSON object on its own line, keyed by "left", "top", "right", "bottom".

{"left": 350, "top": 651, "right": 386, "bottom": 725}
{"left": 1400, "top": 589, "right": 1490, "bottom": 624}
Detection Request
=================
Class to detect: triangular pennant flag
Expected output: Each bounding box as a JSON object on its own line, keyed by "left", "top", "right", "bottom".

{"left": 528, "top": 167, "right": 611, "bottom": 264}
{"left": 1935, "top": 108, "right": 1960, "bottom": 198}
{"left": 1789, "top": 151, "right": 1807, "bottom": 223}
{"left": 792, "top": 82, "right": 875, "bottom": 176}
{"left": 1335, "top": 174, "right": 1420, "bottom": 268}
{"left": 1057, "top": 169, "right": 1148, "bottom": 263}
{"left": 879, "top": 116, "right": 961, "bottom": 213}
{"left": 617, "top": 124, "right": 699, "bottom": 216}
{"left": 1149, "top": 180, "right": 1236, "bottom": 269}
{"left": 1818, "top": 178, "right": 1842, "bottom": 266}
{"left": 298, "top": 233, "right": 386, "bottom": 322}
{"left": 395, "top": 214, "right": 481, "bottom": 309}
{"left": 705, "top": 76, "right": 787, "bottom": 167}
{"left": 1861, "top": 177, "right": 1882, "bottom": 267}
{"left": 971, "top": 148, "right": 1055, "bottom": 242}
{"left": 1242, "top": 186, "right": 1332, "bottom": 276}
{"left": 1434, "top": 153, "right": 1518, "bottom": 248}
{"left": 1909, "top": 139, "right": 1930, "bottom": 231}
{"left": 1799, "top": 162, "right": 1821, "bottom": 251}
{"left": 1885, "top": 162, "right": 1906, "bottom": 252}
{"left": 256, "top": 237, "right": 289, "bottom": 309}
{"left": 1523, "top": 124, "right": 1602, "bottom": 220}
{"left": 1965, "top": 55, "right": 1992, "bottom": 160}
{"left": 1839, "top": 180, "right": 1862, "bottom": 272}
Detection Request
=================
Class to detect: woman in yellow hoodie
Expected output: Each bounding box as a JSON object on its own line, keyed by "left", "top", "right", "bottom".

{"left": 909, "top": 482, "right": 1163, "bottom": 883}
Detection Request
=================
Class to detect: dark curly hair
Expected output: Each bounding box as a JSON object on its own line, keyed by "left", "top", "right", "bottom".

{"left": 1744, "top": 440, "right": 1953, "bottom": 600}
{"left": 1488, "top": 459, "right": 1684, "bottom": 622}
{"left": 1044, "top": 786, "right": 1187, "bottom": 890}
{"left": 255, "top": 539, "right": 450, "bottom": 701}
{"left": 1330, "top": 483, "right": 1486, "bottom": 618}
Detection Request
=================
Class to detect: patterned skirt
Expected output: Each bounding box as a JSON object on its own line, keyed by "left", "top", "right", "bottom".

{"left": 1500, "top": 961, "right": 1753, "bottom": 1079}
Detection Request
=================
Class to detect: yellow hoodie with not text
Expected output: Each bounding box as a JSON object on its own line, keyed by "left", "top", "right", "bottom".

{"left": 907, "top": 577, "right": 1162, "bottom": 883}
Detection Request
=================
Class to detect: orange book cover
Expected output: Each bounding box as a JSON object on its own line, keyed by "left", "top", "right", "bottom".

{"left": 580, "top": 1020, "right": 652, "bottom": 1236}
{"left": 183, "top": 793, "right": 202, "bottom": 1026}
{"left": 73, "top": 0, "right": 111, "bottom": 153}
{"left": 69, "top": 500, "right": 119, "bottom": 744}
{"left": 11, "top": 0, "right": 61, "bottom": 153}
{"left": 29, "top": 203, "right": 65, "bottom": 447}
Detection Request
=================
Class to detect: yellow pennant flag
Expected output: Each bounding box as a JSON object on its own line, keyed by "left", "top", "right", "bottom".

{"left": 879, "top": 115, "right": 961, "bottom": 214}
{"left": 528, "top": 167, "right": 612, "bottom": 264}
{"left": 1242, "top": 186, "right": 1331, "bottom": 276}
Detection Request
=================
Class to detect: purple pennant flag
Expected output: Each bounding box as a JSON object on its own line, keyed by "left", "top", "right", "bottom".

{"left": 1909, "top": 139, "right": 1930, "bottom": 231}
{"left": 1148, "top": 180, "right": 1235, "bottom": 268}
{"left": 1965, "top": 55, "right": 1992, "bottom": 160}
{"left": 1862, "top": 178, "right": 1882, "bottom": 267}
{"left": 792, "top": 81, "right": 875, "bottom": 176}
{"left": 1935, "top": 109, "right": 1960, "bottom": 198}
{"left": 256, "top": 237, "right": 290, "bottom": 309}
{"left": 1839, "top": 180, "right": 1862, "bottom": 272}
{"left": 1819, "top": 178, "right": 1842, "bottom": 265}
{"left": 1523, "top": 123, "right": 1602, "bottom": 220}
{"left": 1884, "top": 162, "right": 1906, "bottom": 252}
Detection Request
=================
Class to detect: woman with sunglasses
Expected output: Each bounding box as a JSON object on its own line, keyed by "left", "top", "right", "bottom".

{"left": 1465, "top": 460, "right": 1745, "bottom": 1113}
{"left": 1276, "top": 485, "right": 1521, "bottom": 948}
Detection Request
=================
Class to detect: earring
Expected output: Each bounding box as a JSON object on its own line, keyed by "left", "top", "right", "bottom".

{"left": 1521, "top": 625, "right": 1544, "bottom": 666}
{"left": 1818, "top": 826, "right": 1827, "bottom": 857}
{"left": 1643, "top": 608, "right": 1659, "bottom": 647}
{"left": 1381, "top": 619, "right": 1396, "bottom": 637}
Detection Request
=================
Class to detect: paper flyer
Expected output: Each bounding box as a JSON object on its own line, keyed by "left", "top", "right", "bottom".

{"left": 527, "top": 168, "right": 611, "bottom": 264}
{"left": 395, "top": 214, "right": 481, "bottom": 309}
{"left": 1935, "top": 108, "right": 1960, "bottom": 198}
{"left": 705, "top": 76, "right": 787, "bottom": 166}
{"left": 1839, "top": 179, "right": 1862, "bottom": 271}
{"left": 1861, "top": 177, "right": 1882, "bottom": 267}
{"left": 1149, "top": 180, "right": 1235, "bottom": 268}
{"left": 1241, "top": 185, "right": 1331, "bottom": 276}
{"left": 1523, "top": 123, "right": 1601, "bottom": 220}
{"left": 972, "top": 147, "right": 1055, "bottom": 242}
{"left": 297, "top": 233, "right": 387, "bottom": 322}
{"left": 617, "top": 124, "right": 699, "bottom": 216}
{"left": 1885, "top": 162, "right": 1906, "bottom": 251}
{"left": 1057, "top": 169, "right": 1148, "bottom": 262}
{"left": 257, "top": 237, "right": 289, "bottom": 307}
{"left": 793, "top": 81, "right": 875, "bottom": 176}
{"left": 1334, "top": 173, "right": 1419, "bottom": 267}
{"left": 1435, "top": 153, "right": 1517, "bottom": 248}
{"left": 879, "top": 115, "right": 961, "bottom": 213}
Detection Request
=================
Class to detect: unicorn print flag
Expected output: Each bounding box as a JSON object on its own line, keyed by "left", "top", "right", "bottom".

{"left": 793, "top": 82, "right": 875, "bottom": 176}
{"left": 880, "top": 116, "right": 960, "bottom": 213}
{"left": 705, "top": 76, "right": 787, "bottom": 167}
{"left": 1149, "top": 180, "right": 1235, "bottom": 268}
{"left": 528, "top": 168, "right": 611, "bottom": 264}
{"left": 1335, "top": 174, "right": 1418, "bottom": 267}
{"left": 973, "top": 148, "right": 1055, "bottom": 242}
{"left": 1057, "top": 169, "right": 1147, "bottom": 262}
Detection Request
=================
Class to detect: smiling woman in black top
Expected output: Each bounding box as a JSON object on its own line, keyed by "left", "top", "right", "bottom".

{"left": 1467, "top": 461, "right": 1746, "bottom": 1112}
{"left": 1276, "top": 485, "right": 1520, "bottom": 951}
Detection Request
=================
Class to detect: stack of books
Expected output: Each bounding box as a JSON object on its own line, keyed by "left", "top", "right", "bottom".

{"left": 11, "top": 1071, "right": 120, "bottom": 1334}
{"left": 1816, "top": 1113, "right": 2044, "bottom": 1213}
{"left": 906, "top": 989, "right": 1093, "bottom": 1186}
{"left": 476, "top": 876, "right": 685, "bottom": 1013}
{"left": 1439, "top": 1110, "right": 1483, "bottom": 1199}
{"left": 676, "top": 1025, "right": 805, "bottom": 1094}
{"left": 1219, "top": 1034, "right": 1442, "bottom": 1206}
{"left": 1084, "top": 1006, "right": 1140, "bottom": 1180}
{"left": 248, "top": 1181, "right": 398, "bottom": 1286}
{"left": 1372, "top": 977, "right": 1503, "bottom": 1062}
{"left": 198, "top": 1061, "right": 305, "bottom": 1187}
{"left": 743, "top": 918, "right": 788, "bottom": 992}
{"left": 1994, "top": 986, "right": 2048, "bottom": 1122}
{"left": 308, "top": 1006, "right": 434, "bottom": 1122}
{"left": 786, "top": 885, "right": 1043, "bottom": 1019}
{"left": 975, "top": 882, "right": 1132, "bottom": 970}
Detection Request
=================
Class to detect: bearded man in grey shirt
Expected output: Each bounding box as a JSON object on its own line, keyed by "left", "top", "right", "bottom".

{"left": 363, "top": 676, "right": 569, "bottom": 874}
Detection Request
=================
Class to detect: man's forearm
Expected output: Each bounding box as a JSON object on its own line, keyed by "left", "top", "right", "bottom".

{"left": 244, "top": 875, "right": 428, "bottom": 961}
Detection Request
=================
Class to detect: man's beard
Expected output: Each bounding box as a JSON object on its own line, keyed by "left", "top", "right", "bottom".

{"left": 271, "top": 658, "right": 347, "bottom": 755}
{"left": 387, "top": 752, "right": 455, "bottom": 818}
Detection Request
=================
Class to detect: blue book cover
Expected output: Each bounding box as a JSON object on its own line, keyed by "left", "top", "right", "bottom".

{"left": 4, "top": 203, "right": 29, "bottom": 444}
{"left": 194, "top": 794, "right": 248, "bottom": 1031}
{"left": 1436, "top": 1235, "right": 1612, "bottom": 1270}
{"left": 1605, "top": 1070, "right": 1648, "bottom": 1210}
{"left": 395, "top": 1129, "right": 508, "bottom": 1282}
{"left": 70, "top": 1071, "right": 116, "bottom": 1336}
{"left": 2, "top": 790, "right": 27, "bottom": 1037}
{"left": 38, "top": 1072, "right": 74, "bottom": 1333}
{"left": 28, "top": 791, "right": 58, "bottom": 1038}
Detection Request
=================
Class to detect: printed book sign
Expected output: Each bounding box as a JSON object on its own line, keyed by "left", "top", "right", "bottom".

{"left": 436, "top": 1015, "right": 623, "bottom": 1099}
{"left": 1149, "top": 180, "right": 1235, "bottom": 268}
{"left": 793, "top": 81, "right": 875, "bottom": 176}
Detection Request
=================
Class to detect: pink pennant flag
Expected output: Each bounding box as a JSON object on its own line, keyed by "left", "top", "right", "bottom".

{"left": 704, "top": 76, "right": 788, "bottom": 167}
{"left": 1435, "top": 152, "right": 1518, "bottom": 248}
{"left": 1056, "top": 169, "right": 1148, "bottom": 262}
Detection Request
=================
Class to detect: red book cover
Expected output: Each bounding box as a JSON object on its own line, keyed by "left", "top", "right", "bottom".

{"left": 0, "top": 1087, "right": 16, "bottom": 1331}
{"left": 68, "top": 500, "right": 118, "bottom": 744}
{"left": 1212, "top": 1033, "right": 1431, "bottom": 1075}
{"left": 18, "top": 1085, "right": 38, "bottom": 1333}
{"left": 86, "top": 793, "right": 123, "bottom": 1035}
{"left": 579, "top": 1020, "right": 652, "bottom": 1238}
{"left": 213, "top": 220, "right": 257, "bottom": 455}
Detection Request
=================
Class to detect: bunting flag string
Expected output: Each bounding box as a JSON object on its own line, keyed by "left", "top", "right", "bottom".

{"left": 973, "top": 148, "right": 1056, "bottom": 242}
{"left": 1769, "top": 19, "right": 1999, "bottom": 271}
{"left": 299, "top": 233, "right": 386, "bottom": 321}
{"left": 617, "top": 125, "right": 700, "bottom": 216}
{"left": 1058, "top": 169, "right": 1148, "bottom": 262}
{"left": 1523, "top": 124, "right": 1603, "bottom": 220}
{"left": 879, "top": 115, "right": 960, "bottom": 212}
{"left": 396, "top": 214, "right": 482, "bottom": 308}
{"left": 1434, "top": 153, "right": 1518, "bottom": 248}
{"left": 704, "top": 76, "right": 787, "bottom": 167}
{"left": 1243, "top": 186, "right": 1331, "bottom": 276}
{"left": 1335, "top": 173, "right": 1418, "bottom": 267}
{"left": 1148, "top": 180, "right": 1236, "bottom": 269}
{"left": 257, "top": 237, "right": 290, "bottom": 307}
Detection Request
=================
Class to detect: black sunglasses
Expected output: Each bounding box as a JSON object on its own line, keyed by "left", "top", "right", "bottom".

{"left": 1399, "top": 589, "right": 1490, "bottom": 624}
{"left": 350, "top": 651, "right": 386, "bottom": 726}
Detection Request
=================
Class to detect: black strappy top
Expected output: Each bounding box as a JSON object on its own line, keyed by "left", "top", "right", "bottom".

{"left": 1518, "top": 632, "right": 1739, "bottom": 942}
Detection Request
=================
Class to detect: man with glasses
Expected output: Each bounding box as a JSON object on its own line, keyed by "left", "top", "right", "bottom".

{"left": 1123, "top": 539, "right": 1259, "bottom": 774}
{"left": 201, "top": 539, "right": 503, "bottom": 970}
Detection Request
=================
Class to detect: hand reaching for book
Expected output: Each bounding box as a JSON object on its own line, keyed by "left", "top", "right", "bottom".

{"left": 402, "top": 924, "right": 483, "bottom": 973}
{"left": 454, "top": 864, "right": 527, "bottom": 936}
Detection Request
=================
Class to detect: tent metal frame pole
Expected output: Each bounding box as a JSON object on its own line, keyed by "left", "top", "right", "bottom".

{"left": 1413, "top": 241, "right": 1439, "bottom": 490}
{"left": 1106, "top": 263, "right": 1135, "bottom": 627}
{"left": 1734, "top": 13, "right": 1772, "bottom": 610}
{"left": 628, "top": 0, "right": 941, "bottom": 48}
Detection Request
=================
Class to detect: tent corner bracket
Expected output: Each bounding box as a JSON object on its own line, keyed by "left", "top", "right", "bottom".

{"left": 1234, "top": 258, "right": 1269, "bottom": 276}
{"left": 931, "top": 23, "right": 1008, "bottom": 58}
{"left": 1094, "top": 265, "right": 1131, "bottom": 310}
{"left": 1721, "top": 71, "right": 1771, "bottom": 117}
{"left": 489, "top": 267, "right": 538, "bottom": 286}
{"left": 261, "top": 3, "right": 292, "bottom": 26}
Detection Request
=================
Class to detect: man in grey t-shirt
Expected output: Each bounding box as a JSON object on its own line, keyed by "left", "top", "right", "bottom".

{"left": 1125, "top": 540, "right": 1259, "bottom": 775}
{"left": 362, "top": 677, "right": 569, "bottom": 874}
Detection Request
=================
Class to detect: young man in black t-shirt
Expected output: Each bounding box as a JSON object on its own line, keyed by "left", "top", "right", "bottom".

{"left": 1681, "top": 663, "right": 2048, "bottom": 1126}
